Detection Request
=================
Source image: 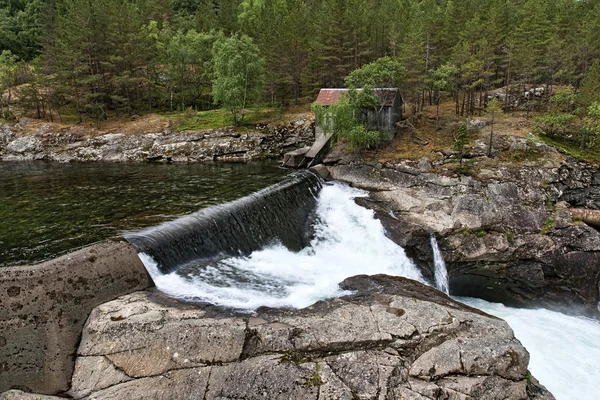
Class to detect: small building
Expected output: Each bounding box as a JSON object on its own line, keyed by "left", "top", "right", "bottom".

{"left": 314, "top": 88, "right": 403, "bottom": 137}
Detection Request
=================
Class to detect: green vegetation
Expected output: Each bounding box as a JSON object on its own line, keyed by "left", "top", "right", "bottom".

{"left": 279, "top": 351, "right": 308, "bottom": 365}
{"left": 430, "top": 63, "right": 457, "bottom": 130}
{"left": 212, "top": 33, "right": 264, "bottom": 125}
{"left": 311, "top": 98, "right": 382, "bottom": 150}
{"left": 454, "top": 123, "right": 469, "bottom": 162}
{"left": 173, "top": 107, "right": 286, "bottom": 131}
{"left": 541, "top": 217, "right": 555, "bottom": 235}
{"left": 0, "top": 0, "right": 600, "bottom": 153}
{"left": 303, "top": 362, "right": 323, "bottom": 387}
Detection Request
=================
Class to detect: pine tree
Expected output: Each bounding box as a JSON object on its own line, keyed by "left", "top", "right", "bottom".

{"left": 576, "top": 60, "right": 600, "bottom": 115}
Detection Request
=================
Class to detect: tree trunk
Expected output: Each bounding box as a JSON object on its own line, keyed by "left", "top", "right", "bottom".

{"left": 436, "top": 97, "right": 440, "bottom": 130}
{"left": 455, "top": 91, "right": 459, "bottom": 115}
{"left": 487, "top": 111, "right": 495, "bottom": 157}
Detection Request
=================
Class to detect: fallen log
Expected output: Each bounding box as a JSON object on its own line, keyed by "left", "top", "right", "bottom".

{"left": 570, "top": 208, "right": 600, "bottom": 228}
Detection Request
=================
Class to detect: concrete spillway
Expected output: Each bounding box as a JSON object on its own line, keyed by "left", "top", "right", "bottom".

{"left": 124, "top": 171, "right": 322, "bottom": 275}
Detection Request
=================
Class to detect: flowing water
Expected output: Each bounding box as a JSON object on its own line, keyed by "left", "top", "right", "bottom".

{"left": 139, "top": 182, "right": 424, "bottom": 310}
{"left": 135, "top": 181, "right": 599, "bottom": 399}
{"left": 0, "top": 161, "right": 287, "bottom": 267}
{"left": 4, "top": 161, "right": 599, "bottom": 399}
{"left": 430, "top": 235, "right": 449, "bottom": 295}
{"left": 458, "top": 297, "right": 600, "bottom": 400}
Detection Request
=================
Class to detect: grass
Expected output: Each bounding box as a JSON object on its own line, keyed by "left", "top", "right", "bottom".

{"left": 537, "top": 134, "right": 600, "bottom": 164}
{"left": 169, "top": 107, "right": 293, "bottom": 131}
{"left": 541, "top": 216, "right": 555, "bottom": 235}
{"left": 303, "top": 362, "right": 324, "bottom": 387}
{"left": 10, "top": 103, "right": 310, "bottom": 136}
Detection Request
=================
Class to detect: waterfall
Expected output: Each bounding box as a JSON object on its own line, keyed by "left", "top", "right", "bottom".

{"left": 126, "top": 174, "right": 599, "bottom": 398}
{"left": 125, "top": 171, "right": 322, "bottom": 274}
{"left": 135, "top": 182, "right": 424, "bottom": 310}
{"left": 430, "top": 235, "right": 450, "bottom": 295}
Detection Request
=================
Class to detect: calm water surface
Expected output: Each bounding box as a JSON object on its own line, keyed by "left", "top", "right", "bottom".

{"left": 0, "top": 161, "right": 288, "bottom": 267}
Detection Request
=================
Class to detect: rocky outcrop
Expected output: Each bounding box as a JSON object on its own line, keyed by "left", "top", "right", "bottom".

{"left": 61, "top": 275, "right": 551, "bottom": 400}
{"left": 551, "top": 156, "right": 600, "bottom": 209}
{"left": 329, "top": 160, "right": 600, "bottom": 318}
{"left": 0, "top": 241, "right": 153, "bottom": 395}
{"left": 0, "top": 120, "right": 314, "bottom": 163}
{"left": 0, "top": 391, "right": 61, "bottom": 400}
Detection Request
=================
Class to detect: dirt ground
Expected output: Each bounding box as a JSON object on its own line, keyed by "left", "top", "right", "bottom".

{"left": 371, "top": 99, "right": 566, "bottom": 170}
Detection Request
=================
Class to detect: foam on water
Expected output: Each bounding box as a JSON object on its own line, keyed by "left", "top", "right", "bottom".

{"left": 140, "top": 182, "right": 423, "bottom": 310}
{"left": 137, "top": 179, "right": 600, "bottom": 399}
{"left": 458, "top": 297, "right": 600, "bottom": 400}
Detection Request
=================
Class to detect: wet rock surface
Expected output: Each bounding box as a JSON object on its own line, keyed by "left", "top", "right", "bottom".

{"left": 330, "top": 159, "right": 600, "bottom": 318}
{"left": 0, "top": 121, "right": 314, "bottom": 163}
{"left": 57, "top": 275, "right": 551, "bottom": 400}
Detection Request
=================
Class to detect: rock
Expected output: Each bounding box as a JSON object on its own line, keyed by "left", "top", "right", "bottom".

{"left": 70, "top": 356, "right": 133, "bottom": 398}
{"left": 63, "top": 275, "right": 551, "bottom": 400}
{"left": 6, "top": 136, "right": 43, "bottom": 159}
{"left": 418, "top": 157, "right": 432, "bottom": 172}
{"left": 308, "top": 164, "right": 331, "bottom": 180}
{"left": 0, "top": 121, "right": 316, "bottom": 163}
{"left": 469, "top": 119, "right": 487, "bottom": 129}
{"left": 0, "top": 390, "right": 61, "bottom": 400}
{"left": 0, "top": 241, "right": 153, "bottom": 395}
{"left": 0, "top": 123, "right": 16, "bottom": 147}
{"left": 329, "top": 161, "right": 600, "bottom": 318}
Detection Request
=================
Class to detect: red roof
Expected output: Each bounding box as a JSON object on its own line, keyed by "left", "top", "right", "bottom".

{"left": 315, "top": 89, "right": 348, "bottom": 106}
{"left": 315, "top": 88, "right": 399, "bottom": 106}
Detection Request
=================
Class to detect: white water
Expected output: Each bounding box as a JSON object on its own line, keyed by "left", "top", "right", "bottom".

{"left": 459, "top": 297, "right": 600, "bottom": 400}
{"left": 430, "top": 235, "right": 449, "bottom": 295}
{"left": 138, "top": 181, "right": 600, "bottom": 399}
{"left": 140, "top": 182, "right": 424, "bottom": 310}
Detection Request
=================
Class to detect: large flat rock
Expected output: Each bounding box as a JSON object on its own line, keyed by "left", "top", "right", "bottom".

{"left": 61, "top": 275, "right": 552, "bottom": 400}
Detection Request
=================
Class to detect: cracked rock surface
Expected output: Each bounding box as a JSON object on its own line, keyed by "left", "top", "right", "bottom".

{"left": 57, "top": 275, "right": 552, "bottom": 400}
{"left": 329, "top": 160, "right": 600, "bottom": 319}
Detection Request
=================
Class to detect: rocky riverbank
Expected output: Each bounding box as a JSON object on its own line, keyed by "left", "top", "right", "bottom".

{"left": 1, "top": 275, "right": 554, "bottom": 400}
{"left": 0, "top": 117, "right": 314, "bottom": 163}
{"left": 326, "top": 147, "right": 600, "bottom": 319}
{"left": 0, "top": 114, "right": 596, "bottom": 399}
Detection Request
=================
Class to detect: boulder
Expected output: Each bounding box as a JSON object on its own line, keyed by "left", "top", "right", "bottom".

{"left": 308, "top": 164, "right": 331, "bottom": 180}
{"left": 0, "top": 391, "right": 61, "bottom": 400}
{"left": 0, "top": 241, "right": 153, "bottom": 394}
{"left": 6, "top": 136, "right": 43, "bottom": 159}
{"left": 62, "top": 275, "right": 552, "bottom": 400}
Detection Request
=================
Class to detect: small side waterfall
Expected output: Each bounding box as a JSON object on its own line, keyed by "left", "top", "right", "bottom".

{"left": 430, "top": 235, "right": 450, "bottom": 295}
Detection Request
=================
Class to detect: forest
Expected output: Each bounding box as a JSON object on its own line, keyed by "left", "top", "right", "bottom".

{"left": 2, "top": 0, "right": 600, "bottom": 141}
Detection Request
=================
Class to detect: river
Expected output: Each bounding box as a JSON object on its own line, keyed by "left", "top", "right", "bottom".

{"left": 140, "top": 181, "right": 600, "bottom": 400}
{"left": 2, "top": 162, "right": 599, "bottom": 399}
{"left": 0, "top": 161, "right": 287, "bottom": 267}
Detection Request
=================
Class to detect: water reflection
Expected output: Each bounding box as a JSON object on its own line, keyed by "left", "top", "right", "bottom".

{"left": 0, "top": 161, "right": 287, "bottom": 266}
